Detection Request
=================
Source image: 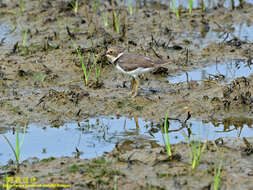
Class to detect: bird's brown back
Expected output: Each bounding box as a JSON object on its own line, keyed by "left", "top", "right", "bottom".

{"left": 115, "top": 53, "right": 166, "bottom": 72}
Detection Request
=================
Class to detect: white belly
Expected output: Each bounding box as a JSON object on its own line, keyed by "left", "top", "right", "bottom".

{"left": 116, "top": 64, "right": 153, "bottom": 78}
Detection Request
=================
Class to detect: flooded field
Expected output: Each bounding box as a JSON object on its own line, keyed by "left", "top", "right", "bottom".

{"left": 0, "top": 0, "right": 253, "bottom": 189}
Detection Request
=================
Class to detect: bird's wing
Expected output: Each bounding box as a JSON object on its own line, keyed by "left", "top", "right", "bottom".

{"left": 116, "top": 53, "right": 156, "bottom": 72}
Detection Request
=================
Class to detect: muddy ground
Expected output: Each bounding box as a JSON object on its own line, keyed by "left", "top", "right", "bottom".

{"left": 0, "top": 0, "right": 253, "bottom": 189}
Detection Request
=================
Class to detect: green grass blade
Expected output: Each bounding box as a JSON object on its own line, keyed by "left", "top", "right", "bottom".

{"left": 164, "top": 114, "right": 172, "bottom": 156}
{"left": 189, "top": 0, "right": 193, "bottom": 15}
{"left": 20, "top": 124, "right": 27, "bottom": 150}
{"left": 16, "top": 127, "right": 20, "bottom": 163}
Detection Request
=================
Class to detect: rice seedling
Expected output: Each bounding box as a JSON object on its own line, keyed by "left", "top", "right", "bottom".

{"left": 135, "top": 0, "right": 139, "bottom": 13}
{"left": 69, "top": 0, "right": 78, "bottom": 14}
{"left": 21, "top": 28, "right": 28, "bottom": 47}
{"left": 19, "top": 0, "right": 24, "bottom": 14}
{"left": 172, "top": 0, "right": 180, "bottom": 19}
{"left": 73, "top": 41, "right": 92, "bottom": 86}
{"left": 113, "top": 10, "right": 120, "bottom": 33}
{"left": 34, "top": 73, "right": 46, "bottom": 82}
{"left": 213, "top": 158, "right": 223, "bottom": 190}
{"left": 2, "top": 124, "right": 27, "bottom": 168}
{"left": 189, "top": 0, "right": 193, "bottom": 15}
{"left": 187, "top": 136, "right": 207, "bottom": 170}
{"left": 114, "top": 176, "right": 118, "bottom": 190}
{"left": 163, "top": 114, "right": 172, "bottom": 157}
{"left": 57, "top": 17, "right": 63, "bottom": 31}
{"left": 93, "top": 0, "right": 98, "bottom": 12}
{"left": 128, "top": 1, "right": 133, "bottom": 16}
{"left": 201, "top": 0, "right": 206, "bottom": 11}
{"left": 100, "top": 8, "right": 109, "bottom": 27}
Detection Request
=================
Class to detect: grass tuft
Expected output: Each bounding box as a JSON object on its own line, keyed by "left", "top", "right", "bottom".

{"left": 214, "top": 158, "right": 223, "bottom": 190}
{"left": 72, "top": 41, "right": 92, "bottom": 86}
{"left": 189, "top": 0, "right": 193, "bottom": 15}
{"left": 2, "top": 124, "right": 27, "bottom": 168}
{"left": 187, "top": 136, "right": 207, "bottom": 170}
{"left": 113, "top": 11, "right": 120, "bottom": 33}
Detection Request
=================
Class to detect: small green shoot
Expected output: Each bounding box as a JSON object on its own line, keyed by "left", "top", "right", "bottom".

{"left": 214, "top": 158, "right": 223, "bottom": 190}
{"left": 128, "top": 1, "right": 133, "bottom": 16}
{"left": 57, "top": 17, "right": 63, "bottom": 31}
{"left": 113, "top": 11, "right": 120, "bottom": 33}
{"left": 70, "top": 0, "right": 78, "bottom": 14}
{"left": 19, "top": 0, "right": 24, "bottom": 14}
{"left": 93, "top": 0, "right": 98, "bottom": 12}
{"left": 73, "top": 41, "right": 92, "bottom": 86}
{"left": 201, "top": 0, "right": 206, "bottom": 11}
{"left": 2, "top": 125, "right": 27, "bottom": 167}
{"left": 172, "top": 0, "right": 180, "bottom": 19}
{"left": 189, "top": 0, "right": 193, "bottom": 15}
{"left": 163, "top": 114, "right": 172, "bottom": 157}
{"left": 100, "top": 9, "right": 109, "bottom": 27}
{"left": 21, "top": 28, "right": 28, "bottom": 47}
{"left": 187, "top": 136, "right": 207, "bottom": 170}
{"left": 114, "top": 176, "right": 118, "bottom": 190}
{"left": 34, "top": 73, "right": 46, "bottom": 82}
{"left": 39, "top": 0, "right": 43, "bottom": 6}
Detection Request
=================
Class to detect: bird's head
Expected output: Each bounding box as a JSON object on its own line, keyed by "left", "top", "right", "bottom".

{"left": 105, "top": 46, "right": 124, "bottom": 63}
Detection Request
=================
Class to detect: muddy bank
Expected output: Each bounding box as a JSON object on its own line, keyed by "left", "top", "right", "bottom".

{"left": 1, "top": 137, "right": 253, "bottom": 190}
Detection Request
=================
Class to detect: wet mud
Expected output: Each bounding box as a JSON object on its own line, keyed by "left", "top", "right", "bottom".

{"left": 0, "top": 0, "right": 253, "bottom": 189}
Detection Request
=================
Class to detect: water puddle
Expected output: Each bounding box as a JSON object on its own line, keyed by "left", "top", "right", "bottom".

{"left": 169, "top": 59, "right": 252, "bottom": 83}
{"left": 0, "top": 21, "right": 20, "bottom": 54}
{"left": 1, "top": 116, "right": 253, "bottom": 165}
{"left": 180, "top": 22, "right": 253, "bottom": 50}
{"left": 122, "top": 0, "right": 253, "bottom": 7}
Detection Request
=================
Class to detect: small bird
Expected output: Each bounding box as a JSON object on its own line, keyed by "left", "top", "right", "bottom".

{"left": 105, "top": 46, "right": 167, "bottom": 97}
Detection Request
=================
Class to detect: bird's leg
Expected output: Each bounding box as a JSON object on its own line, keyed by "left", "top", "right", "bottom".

{"left": 132, "top": 78, "right": 139, "bottom": 98}
{"left": 129, "top": 77, "right": 135, "bottom": 96}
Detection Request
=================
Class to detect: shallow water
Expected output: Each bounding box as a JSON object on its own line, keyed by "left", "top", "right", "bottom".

{"left": 120, "top": 0, "right": 253, "bottom": 8}
{"left": 1, "top": 116, "right": 253, "bottom": 165}
{"left": 169, "top": 58, "right": 252, "bottom": 83}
